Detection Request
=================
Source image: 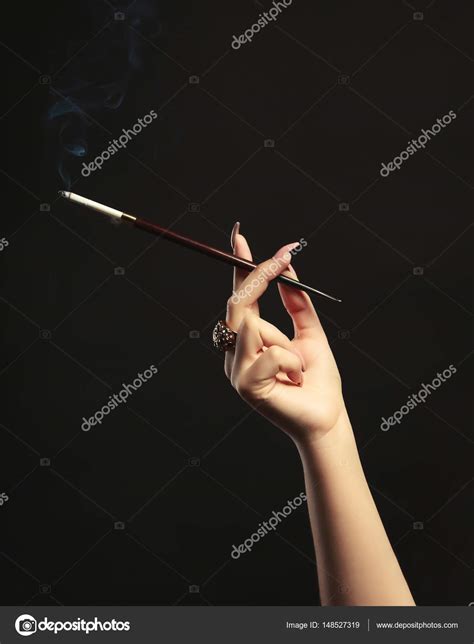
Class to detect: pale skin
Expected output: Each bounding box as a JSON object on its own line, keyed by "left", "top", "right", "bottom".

{"left": 223, "top": 223, "right": 415, "bottom": 606}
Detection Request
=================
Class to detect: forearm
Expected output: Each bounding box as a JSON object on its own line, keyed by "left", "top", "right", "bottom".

{"left": 296, "top": 409, "right": 415, "bottom": 606}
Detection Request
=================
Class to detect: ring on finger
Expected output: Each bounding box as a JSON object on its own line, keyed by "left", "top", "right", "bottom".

{"left": 212, "top": 320, "right": 237, "bottom": 352}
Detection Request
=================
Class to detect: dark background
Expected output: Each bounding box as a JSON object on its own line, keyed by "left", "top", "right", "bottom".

{"left": 1, "top": 0, "right": 472, "bottom": 607}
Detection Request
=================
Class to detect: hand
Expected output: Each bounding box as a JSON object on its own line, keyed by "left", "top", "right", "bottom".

{"left": 224, "top": 224, "right": 346, "bottom": 447}
{"left": 223, "top": 226, "right": 414, "bottom": 607}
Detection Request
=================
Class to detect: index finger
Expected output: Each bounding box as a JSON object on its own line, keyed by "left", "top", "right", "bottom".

{"left": 231, "top": 223, "right": 258, "bottom": 316}
{"left": 230, "top": 242, "right": 300, "bottom": 314}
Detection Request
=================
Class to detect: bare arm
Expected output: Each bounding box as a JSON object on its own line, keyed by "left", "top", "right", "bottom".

{"left": 297, "top": 410, "right": 414, "bottom": 605}
{"left": 223, "top": 224, "right": 414, "bottom": 606}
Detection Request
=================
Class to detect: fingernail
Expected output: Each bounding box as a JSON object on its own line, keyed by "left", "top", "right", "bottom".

{"left": 293, "top": 348, "right": 306, "bottom": 372}
{"left": 289, "top": 371, "right": 304, "bottom": 386}
{"left": 287, "top": 263, "right": 299, "bottom": 279}
{"left": 274, "top": 242, "right": 300, "bottom": 262}
{"left": 231, "top": 221, "right": 240, "bottom": 250}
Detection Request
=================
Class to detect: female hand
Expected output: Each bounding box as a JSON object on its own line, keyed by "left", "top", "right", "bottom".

{"left": 223, "top": 225, "right": 415, "bottom": 607}
{"left": 224, "top": 224, "right": 346, "bottom": 447}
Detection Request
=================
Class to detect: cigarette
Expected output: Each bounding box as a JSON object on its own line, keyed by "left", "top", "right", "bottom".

{"left": 59, "top": 191, "right": 342, "bottom": 303}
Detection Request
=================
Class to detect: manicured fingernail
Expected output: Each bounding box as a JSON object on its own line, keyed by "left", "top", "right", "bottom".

{"left": 287, "top": 263, "right": 299, "bottom": 279}
{"left": 293, "top": 348, "right": 306, "bottom": 372}
{"left": 231, "top": 221, "right": 240, "bottom": 250}
{"left": 289, "top": 371, "right": 304, "bottom": 386}
{"left": 274, "top": 242, "right": 300, "bottom": 262}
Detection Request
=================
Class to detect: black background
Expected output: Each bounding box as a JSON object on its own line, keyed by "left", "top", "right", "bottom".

{"left": 1, "top": 0, "right": 472, "bottom": 607}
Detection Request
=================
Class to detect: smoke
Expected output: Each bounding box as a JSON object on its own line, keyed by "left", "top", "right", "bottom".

{"left": 47, "top": 0, "right": 161, "bottom": 187}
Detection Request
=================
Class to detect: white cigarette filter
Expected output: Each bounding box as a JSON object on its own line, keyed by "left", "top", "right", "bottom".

{"left": 59, "top": 191, "right": 124, "bottom": 220}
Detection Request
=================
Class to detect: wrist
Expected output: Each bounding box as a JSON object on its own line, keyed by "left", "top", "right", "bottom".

{"left": 294, "top": 409, "right": 366, "bottom": 494}
{"left": 293, "top": 407, "right": 355, "bottom": 457}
